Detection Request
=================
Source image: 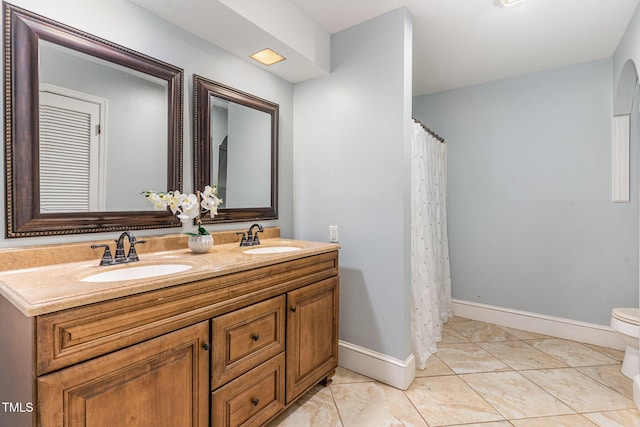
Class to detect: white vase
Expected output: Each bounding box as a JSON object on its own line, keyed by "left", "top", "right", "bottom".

{"left": 188, "top": 234, "right": 213, "bottom": 254}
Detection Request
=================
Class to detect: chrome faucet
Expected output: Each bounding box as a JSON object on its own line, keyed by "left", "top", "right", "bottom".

{"left": 91, "top": 231, "right": 146, "bottom": 266}
{"left": 238, "top": 223, "right": 264, "bottom": 247}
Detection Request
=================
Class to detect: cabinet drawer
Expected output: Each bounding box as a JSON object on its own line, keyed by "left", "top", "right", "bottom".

{"left": 211, "top": 353, "right": 285, "bottom": 427}
{"left": 212, "top": 296, "right": 285, "bottom": 388}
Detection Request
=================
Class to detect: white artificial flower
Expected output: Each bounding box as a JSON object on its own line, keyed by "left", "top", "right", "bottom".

{"left": 143, "top": 185, "right": 222, "bottom": 226}
{"left": 179, "top": 193, "right": 199, "bottom": 220}
{"left": 202, "top": 185, "right": 216, "bottom": 198}
{"left": 201, "top": 196, "right": 222, "bottom": 217}
{"left": 147, "top": 192, "right": 167, "bottom": 210}
{"left": 166, "top": 191, "right": 184, "bottom": 215}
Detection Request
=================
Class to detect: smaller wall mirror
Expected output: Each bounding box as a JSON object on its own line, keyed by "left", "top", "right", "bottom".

{"left": 194, "top": 75, "right": 278, "bottom": 223}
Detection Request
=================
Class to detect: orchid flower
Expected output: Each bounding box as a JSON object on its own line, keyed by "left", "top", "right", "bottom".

{"left": 142, "top": 185, "right": 222, "bottom": 235}
{"left": 178, "top": 193, "right": 200, "bottom": 221}
{"left": 145, "top": 192, "right": 167, "bottom": 210}
{"left": 201, "top": 185, "right": 223, "bottom": 217}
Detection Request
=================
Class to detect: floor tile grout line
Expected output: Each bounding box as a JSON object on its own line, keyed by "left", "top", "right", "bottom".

{"left": 327, "top": 383, "right": 346, "bottom": 427}
{"left": 455, "top": 371, "right": 521, "bottom": 424}
{"left": 473, "top": 339, "right": 567, "bottom": 372}
{"left": 517, "top": 367, "right": 585, "bottom": 416}
{"left": 567, "top": 366, "right": 636, "bottom": 408}
{"left": 400, "top": 388, "right": 433, "bottom": 427}
{"left": 520, "top": 337, "right": 622, "bottom": 364}
{"left": 573, "top": 366, "right": 635, "bottom": 399}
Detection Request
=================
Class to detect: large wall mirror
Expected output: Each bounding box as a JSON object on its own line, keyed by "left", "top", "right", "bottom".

{"left": 4, "top": 3, "right": 183, "bottom": 237}
{"left": 194, "top": 75, "right": 278, "bottom": 223}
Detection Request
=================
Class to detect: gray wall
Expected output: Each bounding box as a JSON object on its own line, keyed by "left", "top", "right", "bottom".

{"left": 1, "top": 0, "right": 294, "bottom": 246}
{"left": 413, "top": 58, "right": 639, "bottom": 326}
{"left": 293, "top": 8, "right": 414, "bottom": 360}
{"left": 614, "top": 1, "right": 640, "bottom": 319}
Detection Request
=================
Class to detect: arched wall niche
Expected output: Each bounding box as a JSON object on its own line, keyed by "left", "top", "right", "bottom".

{"left": 614, "top": 59, "right": 639, "bottom": 116}
{"left": 611, "top": 59, "right": 639, "bottom": 205}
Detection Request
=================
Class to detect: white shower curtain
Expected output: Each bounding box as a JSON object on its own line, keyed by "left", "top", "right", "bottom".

{"left": 410, "top": 119, "right": 452, "bottom": 370}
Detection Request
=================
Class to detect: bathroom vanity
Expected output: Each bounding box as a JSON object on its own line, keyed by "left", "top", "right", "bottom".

{"left": 0, "top": 236, "right": 339, "bottom": 427}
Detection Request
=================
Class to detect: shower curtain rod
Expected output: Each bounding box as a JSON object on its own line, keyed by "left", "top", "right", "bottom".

{"left": 412, "top": 117, "right": 446, "bottom": 143}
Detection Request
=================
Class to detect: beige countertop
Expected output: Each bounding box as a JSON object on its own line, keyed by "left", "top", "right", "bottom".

{"left": 0, "top": 238, "right": 339, "bottom": 317}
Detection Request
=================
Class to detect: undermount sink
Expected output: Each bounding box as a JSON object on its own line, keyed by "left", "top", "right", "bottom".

{"left": 81, "top": 264, "right": 192, "bottom": 283}
{"left": 243, "top": 246, "right": 302, "bottom": 255}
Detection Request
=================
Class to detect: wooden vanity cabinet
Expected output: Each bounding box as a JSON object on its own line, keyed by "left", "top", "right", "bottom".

{"left": 0, "top": 249, "right": 339, "bottom": 427}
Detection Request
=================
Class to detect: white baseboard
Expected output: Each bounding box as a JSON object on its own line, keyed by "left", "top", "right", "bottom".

{"left": 452, "top": 299, "right": 625, "bottom": 351}
{"left": 338, "top": 340, "right": 415, "bottom": 390}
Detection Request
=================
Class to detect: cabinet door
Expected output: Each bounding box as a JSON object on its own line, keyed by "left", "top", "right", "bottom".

{"left": 37, "top": 321, "right": 210, "bottom": 427}
{"left": 286, "top": 277, "right": 339, "bottom": 403}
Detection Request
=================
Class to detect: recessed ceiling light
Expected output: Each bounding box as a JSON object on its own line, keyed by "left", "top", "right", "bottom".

{"left": 250, "top": 48, "right": 286, "bottom": 66}
{"left": 495, "top": 0, "right": 527, "bottom": 7}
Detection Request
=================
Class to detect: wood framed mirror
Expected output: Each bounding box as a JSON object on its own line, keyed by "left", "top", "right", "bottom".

{"left": 4, "top": 3, "right": 184, "bottom": 237}
{"left": 194, "top": 75, "right": 278, "bottom": 223}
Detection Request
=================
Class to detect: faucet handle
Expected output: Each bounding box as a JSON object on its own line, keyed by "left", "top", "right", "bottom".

{"left": 127, "top": 239, "right": 146, "bottom": 262}
{"left": 91, "top": 244, "right": 114, "bottom": 266}
{"left": 236, "top": 231, "right": 248, "bottom": 246}
{"left": 252, "top": 228, "right": 263, "bottom": 245}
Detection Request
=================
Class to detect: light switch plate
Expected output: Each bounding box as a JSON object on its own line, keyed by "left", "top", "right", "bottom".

{"left": 329, "top": 225, "right": 339, "bottom": 243}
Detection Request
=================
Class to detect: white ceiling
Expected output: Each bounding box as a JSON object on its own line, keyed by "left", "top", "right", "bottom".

{"left": 131, "top": 0, "right": 640, "bottom": 95}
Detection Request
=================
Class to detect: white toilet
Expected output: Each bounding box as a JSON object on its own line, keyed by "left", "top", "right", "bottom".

{"left": 610, "top": 307, "right": 640, "bottom": 379}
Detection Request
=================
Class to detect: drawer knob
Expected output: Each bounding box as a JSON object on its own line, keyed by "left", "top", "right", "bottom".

{"left": 251, "top": 398, "right": 259, "bottom": 406}
{"left": 202, "top": 342, "right": 211, "bottom": 351}
{"left": 252, "top": 333, "right": 260, "bottom": 341}
{"left": 290, "top": 306, "right": 297, "bottom": 313}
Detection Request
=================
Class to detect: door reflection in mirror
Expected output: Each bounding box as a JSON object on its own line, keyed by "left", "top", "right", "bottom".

{"left": 38, "top": 40, "right": 168, "bottom": 212}
{"left": 39, "top": 84, "right": 105, "bottom": 212}
{"left": 209, "top": 97, "right": 271, "bottom": 208}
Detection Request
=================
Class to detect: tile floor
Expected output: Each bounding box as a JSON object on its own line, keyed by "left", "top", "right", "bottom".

{"left": 268, "top": 316, "right": 640, "bottom": 426}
